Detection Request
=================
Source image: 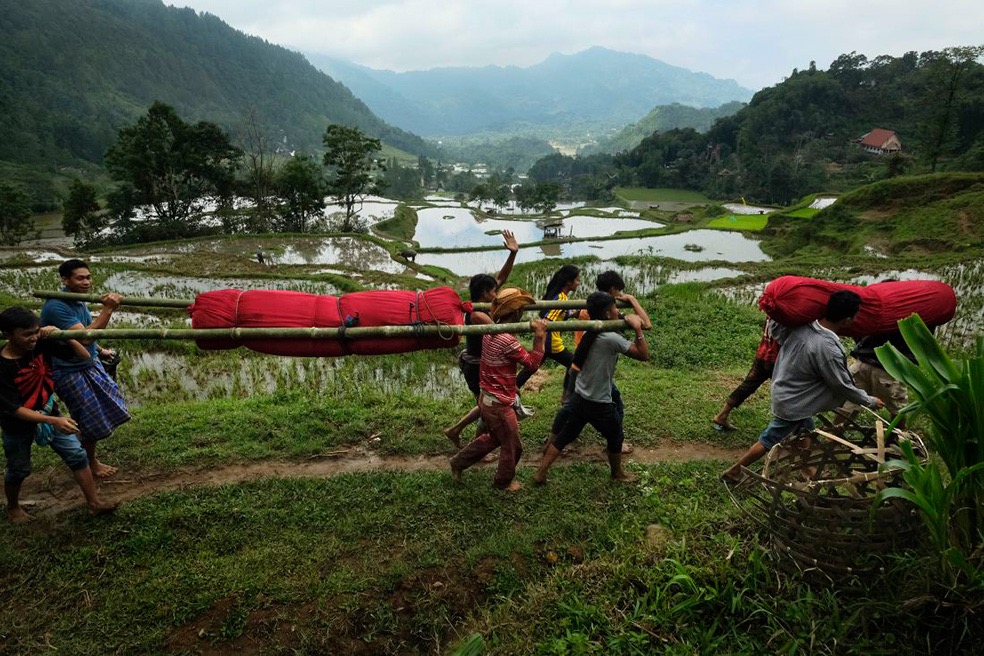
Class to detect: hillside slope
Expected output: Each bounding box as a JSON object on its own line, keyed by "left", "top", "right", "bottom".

{"left": 763, "top": 173, "right": 984, "bottom": 256}
{"left": 0, "top": 0, "right": 437, "bottom": 170}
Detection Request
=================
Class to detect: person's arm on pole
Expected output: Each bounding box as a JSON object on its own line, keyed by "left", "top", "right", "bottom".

{"left": 615, "top": 292, "right": 652, "bottom": 330}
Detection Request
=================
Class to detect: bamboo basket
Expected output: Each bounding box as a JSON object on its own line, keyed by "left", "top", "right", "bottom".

{"left": 725, "top": 414, "right": 926, "bottom": 581}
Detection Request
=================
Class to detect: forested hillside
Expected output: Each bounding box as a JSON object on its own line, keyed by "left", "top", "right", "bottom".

{"left": 0, "top": 0, "right": 435, "bottom": 177}
{"left": 527, "top": 49, "right": 984, "bottom": 205}
{"left": 581, "top": 101, "right": 746, "bottom": 155}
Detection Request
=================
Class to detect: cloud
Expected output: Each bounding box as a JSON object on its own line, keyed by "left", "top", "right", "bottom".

{"left": 167, "top": 0, "right": 983, "bottom": 90}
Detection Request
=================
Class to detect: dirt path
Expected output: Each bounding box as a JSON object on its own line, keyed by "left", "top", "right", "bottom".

{"left": 19, "top": 441, "right": 743, "bottom": 517}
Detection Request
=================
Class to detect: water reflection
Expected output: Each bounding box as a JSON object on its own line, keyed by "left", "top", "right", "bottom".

{"left": 416, "top": 229, "right": 769, "bottom": 276}
{"left": 414, "top": 207, "right": 662, "bottom": 249}
{"left": 102, "top": 271, "right": 342, "bottom": 298}
{"left": 119, "top": 349, "right": 462, "bottom": 406}
{"left": 273, "top": 237, "right": 405, "bottom": 273}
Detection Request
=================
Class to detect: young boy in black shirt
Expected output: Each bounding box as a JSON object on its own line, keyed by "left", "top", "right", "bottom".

{"left": 1, "top": 307, "right": 118, "bottom": 522}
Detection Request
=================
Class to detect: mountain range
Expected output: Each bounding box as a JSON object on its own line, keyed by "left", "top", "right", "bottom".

{"left": 308, "top": 47, "right": 754, "bottom": 137}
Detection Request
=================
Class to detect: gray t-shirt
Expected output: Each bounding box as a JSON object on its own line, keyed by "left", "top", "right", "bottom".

{"left": 574, "top": 332, "right": 632, "bottom": 403}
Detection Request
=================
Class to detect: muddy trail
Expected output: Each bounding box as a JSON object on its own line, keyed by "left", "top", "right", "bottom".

{"left": 19, "top": 441, "right": 743, "bottom": 517}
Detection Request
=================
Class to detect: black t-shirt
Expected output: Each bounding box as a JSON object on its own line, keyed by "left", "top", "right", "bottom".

{"left": 851, "top": 333, "right": 915, "bottom": 369}
{"left": 0, "top": 340, "right": 76, "bottom": 437}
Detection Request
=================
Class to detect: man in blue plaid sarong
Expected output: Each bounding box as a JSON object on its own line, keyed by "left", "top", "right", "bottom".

{"left": 40, "top": 260, "right": 130, "bottom": 479}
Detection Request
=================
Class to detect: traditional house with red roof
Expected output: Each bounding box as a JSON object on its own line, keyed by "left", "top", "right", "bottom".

{"left": 857, "top": 128, "right": 902, "bottom": 155}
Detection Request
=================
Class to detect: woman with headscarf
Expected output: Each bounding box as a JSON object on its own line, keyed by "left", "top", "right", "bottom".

{"left": 450, "top": 288, "right": 547, "bottom": 492}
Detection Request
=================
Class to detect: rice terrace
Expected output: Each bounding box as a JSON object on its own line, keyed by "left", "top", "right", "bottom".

{"left": 1, "top": 2, "right": 984, "bottom": 654}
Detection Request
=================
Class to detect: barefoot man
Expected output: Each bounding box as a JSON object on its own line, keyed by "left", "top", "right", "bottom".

{"left": 450, "top": 288, "right": 546, "bottom": 492}
{"left": 1, "top": 307, "right": 118, "bottom": 521}
{"left": 534, "top": 291, "right": 650, "bottom": 486}
{"left": 40, "top": 259, "right": 130, "bottom": 478}
{"left": 722, "top": 291, "right": 884, "bottom": 482}
{"left": 443, "top": 230, "right": 519, "bottom": 448}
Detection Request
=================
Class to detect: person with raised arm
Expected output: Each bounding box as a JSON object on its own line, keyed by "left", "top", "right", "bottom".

{"left": 443, "top": 230, "right": 520, "bottom": 448}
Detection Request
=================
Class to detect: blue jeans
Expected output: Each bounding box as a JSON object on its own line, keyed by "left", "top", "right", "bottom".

{"left": 3, "top": 430, "right": 89, "bottom": 485}
{"left": 757, "top": 417, "right": 815, "bottom": 450}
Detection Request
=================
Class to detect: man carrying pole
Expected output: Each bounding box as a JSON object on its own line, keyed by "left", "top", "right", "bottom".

{"left": 40, "top": 260, "right": 131, "bottom": 479}
{"left": 450, "top": 288, "right": 547, "bottom": 492}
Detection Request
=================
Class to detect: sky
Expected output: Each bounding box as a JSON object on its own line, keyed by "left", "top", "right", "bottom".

{"left": 167, "top": 0, "right": 981, "bottom": 91}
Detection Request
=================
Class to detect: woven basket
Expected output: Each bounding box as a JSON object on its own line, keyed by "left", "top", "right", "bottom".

{"left": 726, "top": 415, "right": 926, "bottom": 581}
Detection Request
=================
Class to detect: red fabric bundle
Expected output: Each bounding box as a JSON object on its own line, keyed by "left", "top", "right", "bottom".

{"left": 758, "top": 276, "right": 956, "bottom": 337}
{"left": 188, "top": 287, "right": 464, "bottom": 357}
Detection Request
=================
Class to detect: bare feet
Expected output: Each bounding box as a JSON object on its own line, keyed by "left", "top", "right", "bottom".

{"left": 504, "top": 480, "right": 523, "bottom": 492}
{"left": 481, "top": 452, "right": 498, "bottom": 463}
{"left": 89, "top": 501, "right": 119, "bottom": 516}
{"left": 92, "top": 460, "right": 118, "bottom": 479}
{"left": 532, "top": 472, "right": 547, "bottom": 486}
{"left": 612, "top": 472, "right": 637, "bottom": 484}
{"left": 720, "top": 469, "right": 743, "bottom": 485}
{"left": 449, "top": 460, "right": 463, "bottom": 484}
{"left": 621, "top": 442, "right": 634, "bottom": 454}
{"left": 443, "top": 427, "right": 462, "bottom": 450}
{"left": 6, "top": 507, "right": 34, "bottom": 524}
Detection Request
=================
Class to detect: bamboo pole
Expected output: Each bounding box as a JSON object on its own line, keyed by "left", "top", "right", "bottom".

{"left": 45, "top": 319, "right": 631, "bottom": 342}
{"left": 33, "top": 291, "right": 191, "bottom": 309}
{"left": 33, "top": 290, "right": 625, "bottom": 312}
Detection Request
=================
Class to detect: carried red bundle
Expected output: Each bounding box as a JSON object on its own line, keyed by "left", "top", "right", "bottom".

{"left": 188, "top": 287, "right": 465, "bottom": 357}
{"left": 758, "top": 276, "right": 956, "bottom": 337}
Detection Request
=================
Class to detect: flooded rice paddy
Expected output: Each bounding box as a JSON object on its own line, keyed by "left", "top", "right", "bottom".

{"left": 416, "top": 229, "right": 769, "bottom": 276}
{"left": 412, "top": 207, "right": 663, "bottom": 250}
{"left": 119, "top": 349, "right": 462, "bottom": 406}
{"left": 100, "top": 271, "right": 343, "bottom": 298}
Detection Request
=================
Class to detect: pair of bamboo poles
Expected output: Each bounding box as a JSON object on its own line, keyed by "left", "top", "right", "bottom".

{"left": 32, "top": 291, "right": 637, "bottom": 342}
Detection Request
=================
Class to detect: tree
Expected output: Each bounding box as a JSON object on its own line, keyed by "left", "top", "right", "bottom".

{"left": 322, "top": 124, "right": 383, "bottom": 232}
{"left": 62, "top": 180, "right": 105, "bottom": 247}
{"left": 381, "top": 158, "right": 422, "bottom": 200}
{"left": 275, "top": 154, "right": 326, "bottom": 233}
{"left": 236, "top": 107, "right": 279, "bottom": 232}
{"left": 105, "top": 101, "right": 241, "bottom": 237}
{"left": 0, "top": 183, "right": 36, "bottom": 246}
{"left": 919, "top": 46, "right": 984, "bottom": 172}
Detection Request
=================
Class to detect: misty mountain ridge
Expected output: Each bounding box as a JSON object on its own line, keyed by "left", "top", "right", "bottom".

{"left": 308, "top": 46, "right": 754, "bottom": 137}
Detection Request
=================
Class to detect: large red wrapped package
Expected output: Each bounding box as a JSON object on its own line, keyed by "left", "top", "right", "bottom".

{"left": 758, "top": 276, "right": 956, "bottom": 337}
{"left": 189, "top": 287, "right": 464, "bottom": 356}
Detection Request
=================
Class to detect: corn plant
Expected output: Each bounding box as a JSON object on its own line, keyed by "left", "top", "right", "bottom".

{"left": 875, "top": 315, "right": 984, "bottom": 580}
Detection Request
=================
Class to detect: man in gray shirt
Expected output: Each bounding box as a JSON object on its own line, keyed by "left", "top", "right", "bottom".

{"left": 722, "top": 290, "right": 884, "bottom": 482}
{"left": 533, "top": 291, "right": 650, "bottom": 485}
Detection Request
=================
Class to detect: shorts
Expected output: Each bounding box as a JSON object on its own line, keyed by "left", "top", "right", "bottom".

{"left": 458, "top": 353, "right": 481, "bottom": 397}
{"left": 3, "top": 430, "right": 89, "bottom": 485}
{"left": 757, "top": 416, "right": 815, "bottom": 451}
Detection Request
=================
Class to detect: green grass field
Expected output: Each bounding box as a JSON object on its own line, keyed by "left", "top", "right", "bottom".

{"left": 707, "top": 214, "right": 769, "bottom": 231}
{"left": 784, "top": 207, "right": 819, "bottom": 218}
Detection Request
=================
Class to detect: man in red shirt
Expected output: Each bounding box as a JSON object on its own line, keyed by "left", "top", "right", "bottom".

{"left": 450, "top": 288, "right": 547, "bottom": 491}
